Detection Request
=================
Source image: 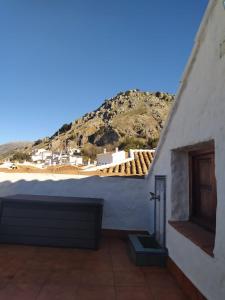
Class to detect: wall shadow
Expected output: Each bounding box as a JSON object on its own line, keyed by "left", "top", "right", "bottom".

{"left": 0, "top": 174, "right": 153, "bottom": 232}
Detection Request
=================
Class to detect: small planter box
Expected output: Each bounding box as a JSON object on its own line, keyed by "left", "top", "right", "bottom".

{"left": 128, "top": 234, "right": 168, "bottom": 267}
{"left": 0, "top": 194, "right": 104, "bottom": 250}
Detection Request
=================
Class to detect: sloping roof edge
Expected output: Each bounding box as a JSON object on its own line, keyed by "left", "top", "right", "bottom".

{"left": 146, "top": 0, "right": 216, "bottom": 180}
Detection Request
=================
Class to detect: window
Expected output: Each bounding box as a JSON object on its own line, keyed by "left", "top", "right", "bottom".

{"left": 189, "top": 146, "right": 217, "bottom": 232}
{"left": 169, "top": 142, "right": 217, "bottom": 256}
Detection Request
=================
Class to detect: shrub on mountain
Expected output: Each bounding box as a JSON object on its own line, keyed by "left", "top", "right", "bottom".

{"left": 81, "top": 144, "right": 99, "bottom": 161}
{"left": 147, "top": 137, "right": 159, "bottom": 149}
{"left": 59, "top": 123, "right": 72, "bottom": 134}
{"left": 34, "top": 139, "right": 42, "bottom": 146}
{"left": 119, "top": 137, "right": 147, "bottom": 151}
{"left": 10, "top": 152, "right": 31, "bottom": 163}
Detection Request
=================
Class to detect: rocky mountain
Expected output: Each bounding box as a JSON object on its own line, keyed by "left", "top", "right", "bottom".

{"left": 33, "top": 89, "right": 175, "bottom": 153}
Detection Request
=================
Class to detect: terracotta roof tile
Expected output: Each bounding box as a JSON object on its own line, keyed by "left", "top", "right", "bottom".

{"left": 97, "top": 150, "right": 154, "bottom": 177}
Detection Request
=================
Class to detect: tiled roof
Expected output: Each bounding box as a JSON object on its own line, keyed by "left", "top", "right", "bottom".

{"left": 98, "top": 151, "right": 154, "bottom": 177}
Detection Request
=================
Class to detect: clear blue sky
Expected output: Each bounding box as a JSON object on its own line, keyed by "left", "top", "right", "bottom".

{"left": 0, "top": 0, "right": 208, "bottom": 144}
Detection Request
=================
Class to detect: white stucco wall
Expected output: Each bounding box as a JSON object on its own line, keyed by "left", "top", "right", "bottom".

{"left": 97, "top": 152, "right": 114, "bottom": 165}
{"left": 97, "top": 151, "right": 126, "bottom": 165}
{"left": 0, "top": 172, "right": 152, "bottom": 232}
{"left": 112, "top": 150, "right": 126, "bottom": 163}
{"left": 147, "top": 1, "right": 225, "bottom": 299}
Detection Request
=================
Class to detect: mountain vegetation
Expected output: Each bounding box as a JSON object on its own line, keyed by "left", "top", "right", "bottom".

{"left": 1, "top": 90, "right": 175, "bottom": 160}
{"left": 0, "top": 142, "right": 32, "bottom": 160}
{"left": 34, "top": 90, "right": 174, "bottom": 151}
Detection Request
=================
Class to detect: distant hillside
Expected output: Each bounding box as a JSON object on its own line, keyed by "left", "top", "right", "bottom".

{"left": 0, "top": 142, "right": 32, "bottom": 160}
{"left": 2, "top": 90, "right": 175, "bottom": 160}
{"left": 33, "top": 90, "right": 174, "bottom": 154}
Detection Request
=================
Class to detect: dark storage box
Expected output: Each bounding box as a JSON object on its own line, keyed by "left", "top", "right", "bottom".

{"left": 128, "top": 234, "right": 168, "bottom": 267}
{"left": 0, "top": 194, "right": 104, "bottom": 249}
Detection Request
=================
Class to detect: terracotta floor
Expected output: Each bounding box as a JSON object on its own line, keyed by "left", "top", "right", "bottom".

{"left": 0, "top": 237, "right": 187, "bottom": 300}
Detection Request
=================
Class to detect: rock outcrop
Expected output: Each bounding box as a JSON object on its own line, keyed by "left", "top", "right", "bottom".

{"left": 32, "top": 89, "right": 175, "bottom": 152}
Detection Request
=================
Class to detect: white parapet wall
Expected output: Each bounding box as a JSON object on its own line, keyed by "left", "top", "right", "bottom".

{"left": 0, "top": 172, "right": 153, "bottom": 232}
{"left": 97, "top": 150, "right": 126, "bottom": 166}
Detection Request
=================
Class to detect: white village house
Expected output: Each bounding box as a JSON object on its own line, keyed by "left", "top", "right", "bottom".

{"left": 31, "top": 148, "right": 52, "bottom": 163}
{"left": 147, "top": 1, "right": 225, "bottom": 298}
{"left": 68, "top": 155, "right": 83, "bottom": 166}
{"left": 31, "top": 148, "right": 83, "bottom": 166}
{"left": 97, "top": 147, "right": 126, "bottom": 165}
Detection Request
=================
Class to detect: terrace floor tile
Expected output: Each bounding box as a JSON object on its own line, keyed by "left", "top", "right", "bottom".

{"left": 0, "top": 237, "right": 188, "bottom": 300}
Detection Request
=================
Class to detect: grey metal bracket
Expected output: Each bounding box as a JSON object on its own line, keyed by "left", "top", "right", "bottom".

{"left": 149, "top": 192, "right": 160, "bottom": 201}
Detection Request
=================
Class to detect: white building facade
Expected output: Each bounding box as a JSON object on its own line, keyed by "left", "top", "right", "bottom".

{"left": 69, "top": 155, "right": 83, "bottom": 165}
{"left": 31, "top": 149, "right": 52, "bottom": 163}
{"left": 97, "top": 148, "right": 126, "bottom": 165}
{"left": 32, "top": 149, "right": 83, "bottom": 166}
{"left": 147, "top": 1, "right": 225, "bottom": 299}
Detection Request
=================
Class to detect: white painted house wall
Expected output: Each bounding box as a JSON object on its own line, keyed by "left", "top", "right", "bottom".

{"left": 147, "top": 1, "right": 225, "bottom": 299}
{"left": 32, "top": 149, "right": 52, "bottom": 162}
{"left": 97, "top": 150, "right": 126, "bottom": 165}
{"left": 0, "top": 173, "right": 152, "bottom": 232}
{"left": 97, "top": 152, "right": 113, "bottom": 165}
{"left": 69, "top": 156, "right": 83, "bottom": 165}
{"left": 112, "top": 150, "right": 126, "bottom": 163}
